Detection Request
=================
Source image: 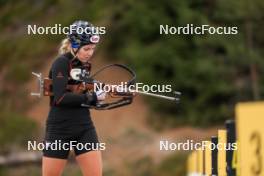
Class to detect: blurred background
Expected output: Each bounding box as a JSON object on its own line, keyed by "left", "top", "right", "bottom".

{"left": 0, "top": 0, "right": 264, "bottom": 175}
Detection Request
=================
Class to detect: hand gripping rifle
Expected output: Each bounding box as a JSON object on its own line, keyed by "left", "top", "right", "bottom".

{"left": 31, "top": 64, "right": 181, "bottom": 110}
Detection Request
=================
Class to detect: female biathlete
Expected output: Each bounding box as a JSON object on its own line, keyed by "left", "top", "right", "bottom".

{"left": 42, "top": 20, "right": 105, "bottom": 176}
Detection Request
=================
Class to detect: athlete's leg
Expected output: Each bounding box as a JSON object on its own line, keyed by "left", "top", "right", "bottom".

{"left": 76, "top": 151, "right": 102, "bottom": 176}
{"left": 42, "top": 138, "right": 70, "bottom": 176}
{"left": 42, "top": 156, "right": 67, "bottom": 176}
{"left": 74, "top": 128, "right": 102, "bottom": 176}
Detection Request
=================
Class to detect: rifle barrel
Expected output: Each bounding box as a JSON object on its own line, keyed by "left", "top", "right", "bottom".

{"left": 135, "top": 90, "right": 180, "bottom": 101}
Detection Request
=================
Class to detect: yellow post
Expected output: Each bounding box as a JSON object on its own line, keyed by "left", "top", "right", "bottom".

{"left": 187, "top": 151, "right": 198, "bottom": 176}
{"left": 218, "top": 130, "right": 227, "bottom": 176}
{"left": 187, "top": 153, "right": 193, "bottom": 176}
{"left": 193, "top": 151, "right": 199, "bottom": 176}
{"left": 198, "top": 147, "right": 205, "bottom": 176}
{"left": 236, "top": 102, "right": 264, "bottom": 176}
{"left": 204, "top": 141, "right": 212, "bottom": 176}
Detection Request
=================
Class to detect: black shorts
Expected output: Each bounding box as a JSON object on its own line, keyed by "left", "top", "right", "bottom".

{"left": 43, "top": 128, "right": 99, "bottom": 159}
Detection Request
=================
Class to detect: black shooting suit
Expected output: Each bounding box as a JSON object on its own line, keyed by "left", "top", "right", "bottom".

{"left": 43, "top": 52, "right": 100, "bottom": 159}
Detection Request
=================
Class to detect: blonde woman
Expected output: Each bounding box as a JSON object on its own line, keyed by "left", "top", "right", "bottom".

{"left": 42, "top": 20, "right": 105, "bottom": 176}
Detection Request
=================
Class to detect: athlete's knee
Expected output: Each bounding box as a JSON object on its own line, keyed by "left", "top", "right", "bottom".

{"left": 42, "top": 169, "right": 63, "bottom": 176}
{"left": 42, "top": 157, "right": 66, "bottom": 176}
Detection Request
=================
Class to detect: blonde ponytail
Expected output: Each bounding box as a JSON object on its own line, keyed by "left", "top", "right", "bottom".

{"left": 58, "top": 38, "right": 71, "bottom": 55}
